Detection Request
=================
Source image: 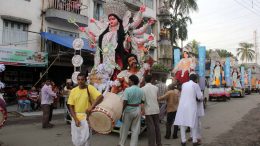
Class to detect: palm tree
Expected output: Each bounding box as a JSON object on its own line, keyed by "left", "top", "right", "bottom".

{"left": 215, "top": 49, "right": 234, "bottom": 58}
{"left": 169, "top": 0, "right": 199, "bottom": 15}
{"left": 177, "top": 14, "right": 192, "bottom": 47}
{"left": 237, "top": 42, "right": 255, "bottom": 63}
{"left": 168, "top": 13, "right": 192, "bottom": 47}
{"left": 167, "top": 0, "right": 199, "bottom": 46}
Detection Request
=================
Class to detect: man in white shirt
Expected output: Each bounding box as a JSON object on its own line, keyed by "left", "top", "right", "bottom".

{"left": 141, "top": 75, "right": 162, "bottom": 146}
{"left": 41, "top": 79, "right": 56, "bottom": 129}
{"left": 174, "top": 73, "right": 203, "bottom": 146}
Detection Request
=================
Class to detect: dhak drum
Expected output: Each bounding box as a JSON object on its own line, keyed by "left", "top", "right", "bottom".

{"left": 88, "top": 92, "right": 123, "bottom": 134}
{"left": 0, "top": 96, "right": 7, "bottom": 128}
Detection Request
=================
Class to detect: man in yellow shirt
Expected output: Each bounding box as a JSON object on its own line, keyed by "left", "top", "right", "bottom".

{"left": 68, "top": 73, "right": 103, "bottom": 146}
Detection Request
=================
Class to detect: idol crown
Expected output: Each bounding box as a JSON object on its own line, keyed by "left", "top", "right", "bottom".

{"left": 104, "top": 0, "right": 128, "bottom": 20}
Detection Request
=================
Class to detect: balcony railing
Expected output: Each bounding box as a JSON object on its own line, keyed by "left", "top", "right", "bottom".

{"left": 48, "top": 0, "right": 81, "bottom": 14}
{"left": 124, "top": 0, "right": 142, "bottom": 10}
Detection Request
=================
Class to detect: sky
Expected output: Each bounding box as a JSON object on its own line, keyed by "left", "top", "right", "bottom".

{"left": 184, "top": 0, "right": 260, "bottom": 63}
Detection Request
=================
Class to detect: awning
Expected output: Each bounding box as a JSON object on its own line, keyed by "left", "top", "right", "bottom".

{"left": 40, "top": 32, "right": 95, "bottom": 53}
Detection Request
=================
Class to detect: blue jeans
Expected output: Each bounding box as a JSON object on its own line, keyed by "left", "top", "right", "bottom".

{"left": 18, "top": 100, "right": 31, "bottom": 112}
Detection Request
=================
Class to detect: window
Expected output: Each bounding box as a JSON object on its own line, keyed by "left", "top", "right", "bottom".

{"left": 145, "top": 0, "right": 153, "bottom": 9}
{"left": 2, "top": 20, "right": 28, "bottom": 46}
{"left": 93, "top": 0, "right": 104, "bottom": 20}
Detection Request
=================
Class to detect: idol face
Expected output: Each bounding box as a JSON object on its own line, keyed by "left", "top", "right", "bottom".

{"left": 108, "top": 15, "right": 119, "bottom": 27}
{"left": 183, "top": 51, "right": 188, "bottom": 58}
{"left": 128, "top": 56, "right": 137, "bottom": 68}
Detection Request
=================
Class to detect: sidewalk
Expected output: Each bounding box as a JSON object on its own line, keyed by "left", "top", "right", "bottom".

{"left": 6, "top": 104, "right": 65, "bottom": 117}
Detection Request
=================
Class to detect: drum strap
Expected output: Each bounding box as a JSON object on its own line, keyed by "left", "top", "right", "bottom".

{"left": 86, "top": 85, "right": 92, "bottom": 105}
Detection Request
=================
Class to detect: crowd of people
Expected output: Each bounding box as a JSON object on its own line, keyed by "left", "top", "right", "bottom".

{"left": 16, "top": 80, "right": 72, "bottom": 113}
{"left": 117, "top": 73, "right": 204, "bottom": 146}
{"left": 44, "top": 70, "right": 202, "bottom": 146}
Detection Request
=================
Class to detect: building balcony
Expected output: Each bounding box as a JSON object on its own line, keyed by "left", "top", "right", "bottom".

{"left": 45, "top": 0, "right": 88, "bottom": 27}
{"left": 157, "top": 13, "right": 171, "bottom": 22}
{"left": 124, "top": 0, "right": 142, "bottom": 11}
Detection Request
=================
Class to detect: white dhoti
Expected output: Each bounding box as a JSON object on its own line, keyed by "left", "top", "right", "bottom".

{"left": 71, "top": 119, "right": 90, "bottom": 146}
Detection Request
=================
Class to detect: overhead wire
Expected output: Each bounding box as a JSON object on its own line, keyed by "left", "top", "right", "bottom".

{"left": 242, "top": 0, "right": 260, "bottom": 11}
{"left": 187, "top": 0, "right": 260, "bottom": 35}
{"left": 0, "top": 39, "right": 39, "bottom": 46}
{"left": 186, "top": 0, "right": 260, "bottom": 49}
{"left": 233, "top": 0, "right": 260, "bottom": 17}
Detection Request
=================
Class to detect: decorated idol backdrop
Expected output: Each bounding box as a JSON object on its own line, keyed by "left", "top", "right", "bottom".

{"left": 173, "top": 48, "right": 181, "bottom": 68}
{"left": 240, "top": 66, "right": 245, "bottom": 88}
{"left": 172, "top": 47, "right": 197, "bottom": 84}
{"left": 68, "top": 0, "right": 158, "bottom": 134}
{"left": 209, "top": 60, "right": 215, "bottom": 86}
{"left": 248, "top": 68, "right": 252, "bottom": 88}
{"left": 198, "top": 46, "right": 206, "bottom": 90}
{"left": 69, "top": 0, "right": 156, "bottom": 93}
{"left": 231, "top": 58, "right": 243, "bottom": 88}
{"left": 209, "top": 51, "right": 225, "bottom": 87}
{"left": 71, "top": 38, "right": 84, "bottom": 84}
{"left": 224, "top": 57, "right": 231, "bottom": 87}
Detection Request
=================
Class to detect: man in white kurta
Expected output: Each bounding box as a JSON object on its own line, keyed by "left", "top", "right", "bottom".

{"left": 174, "top": 74, "right": 203, "bottom": 146}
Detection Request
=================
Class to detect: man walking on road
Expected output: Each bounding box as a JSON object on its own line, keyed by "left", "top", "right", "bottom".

{"left": 68, "top": 73, "right": 104, "bottom": 146}
{"left": 142, "top": 75, "right": 162, "bottom": 146}
{"left": 158, "top": 79, "right": 180, "bottom": 139}
{"left": 41, "top": 79, "right": 56, "bottom": 129}
{"left": 174, "top": 73, "right": 203, "bottom": 146}
{"left": 118, "top": 74, "right": 143, "bottom": 146}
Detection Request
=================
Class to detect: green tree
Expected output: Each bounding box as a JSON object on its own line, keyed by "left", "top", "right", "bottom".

{"left": 236, "top": 42, "right": 255, "bottom": 63}
{"left": 167, "top": 0, "right": 198, "bottom": 46}
{"left": 206, "top": 49, "right": 213, "bottom": 59}
{"left": 169, "top": 0, "right": 199, "bottom": 15}
{"left": 185, "top": 39, "right": 200, "bottom": 55}
{"left": 168, "top": 14, "right": 192, "bottom": 47}
{"left": 215, "top": 49, "right": 235, "bottom": 58}
{"left": 177, "top": 14, "right": 192, "bottom": 47}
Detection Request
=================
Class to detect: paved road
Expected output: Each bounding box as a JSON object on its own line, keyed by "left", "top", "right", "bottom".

{"left": 1, "top": 93, "right": 260, "bottom": 146}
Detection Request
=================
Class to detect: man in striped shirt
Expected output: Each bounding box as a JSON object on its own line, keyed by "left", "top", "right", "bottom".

{"left": 156, "top": 77, "right": 168, "bottom": 122}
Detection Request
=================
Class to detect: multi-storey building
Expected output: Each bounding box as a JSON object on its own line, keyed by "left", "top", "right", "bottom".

{"left": 0, "top": 0, "right": 158, "bottom": 89}
{"left": 0, "top": 0, "right": 45, "bottom": 89}
{"left": 0, "top": 0, "right": 93, "bottom": 88}
{"left": 156, "top": 0, "right": 172, "bottom": 69}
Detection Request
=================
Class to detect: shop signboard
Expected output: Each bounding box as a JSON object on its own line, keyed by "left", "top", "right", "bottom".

{"left": 0, "top": 48, "right": 48, "bottom": 67}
